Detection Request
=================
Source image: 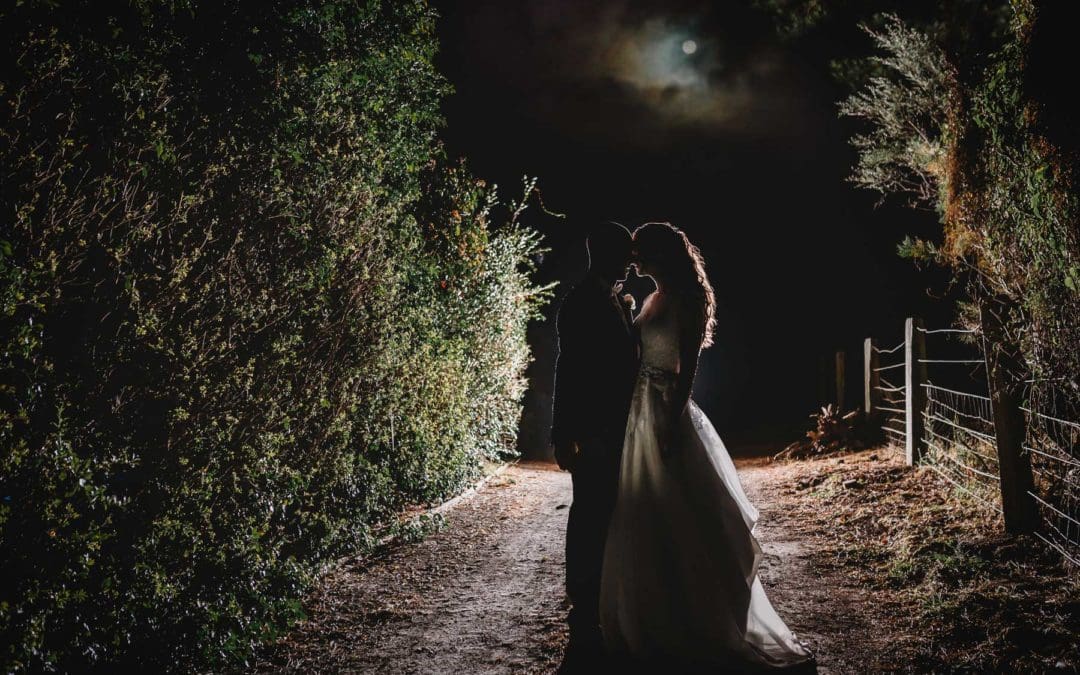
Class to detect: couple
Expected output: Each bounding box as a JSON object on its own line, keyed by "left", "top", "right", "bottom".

{"left": 551, "top": 222, "right": 814, "bottom": 672}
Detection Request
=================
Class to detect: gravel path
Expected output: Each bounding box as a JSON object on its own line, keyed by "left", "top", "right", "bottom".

{"left": 253, "top": 457, "right": 880, "bottom": 673}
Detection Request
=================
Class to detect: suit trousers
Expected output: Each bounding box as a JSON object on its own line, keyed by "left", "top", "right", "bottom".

{"left": 565, "top": 443, "right": 621, "bottom": 645}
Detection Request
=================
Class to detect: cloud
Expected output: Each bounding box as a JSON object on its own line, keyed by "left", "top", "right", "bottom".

{"left": 449, "top": 0, "right": 816, "bottom": 146}
{"left": 600, "top": 18, "right": 786, "bottom": 131}
{"left": 525, "top": 2, "right": 794, "bottom": 135}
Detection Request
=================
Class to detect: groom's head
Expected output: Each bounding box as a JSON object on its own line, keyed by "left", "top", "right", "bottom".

{"left": 586, "top": 222, "right": 633, "bottom": 283}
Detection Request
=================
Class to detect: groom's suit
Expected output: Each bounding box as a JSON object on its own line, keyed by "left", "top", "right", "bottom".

{"left": 551, "top": 270, "right": 638, "bottom": 645}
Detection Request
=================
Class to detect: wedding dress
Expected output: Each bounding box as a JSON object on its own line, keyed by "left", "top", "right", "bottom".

{"left": 599, "top": 295, "right": 813, "bottom": 670}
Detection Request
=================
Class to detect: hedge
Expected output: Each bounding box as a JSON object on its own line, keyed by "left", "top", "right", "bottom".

{"left": 0, "top": 1, "right": 547, "bottom": 669}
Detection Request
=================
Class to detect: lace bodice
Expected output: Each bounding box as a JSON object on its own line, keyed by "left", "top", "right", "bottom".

{"left": 637, "top": 293, "right": 682, "bottom": 374}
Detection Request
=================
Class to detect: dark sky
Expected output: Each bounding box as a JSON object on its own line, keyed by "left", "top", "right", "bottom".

{"left": 434, "top": 0, "right": 951, "bottom": 451}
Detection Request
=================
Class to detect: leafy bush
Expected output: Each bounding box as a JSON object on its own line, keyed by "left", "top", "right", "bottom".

{"left": 838, "top": 15, "right": 954, "bottom": 208}
{"left": 834, "top": 5, "right": 1078, "bottom": 410}
{"left": 949, "top": 5, "right": 1080, "bottom": 401}
{"left": 0, "top": 1, "right": 548, "bottom": 670}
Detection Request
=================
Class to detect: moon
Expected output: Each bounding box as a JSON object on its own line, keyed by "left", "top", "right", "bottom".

{"left": 682, "top": 39, "right": 698, "bottom": 55}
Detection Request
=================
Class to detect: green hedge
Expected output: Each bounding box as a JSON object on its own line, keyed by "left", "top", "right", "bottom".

{"left": 0, "top": 1, "right": 547, "bottom": 669}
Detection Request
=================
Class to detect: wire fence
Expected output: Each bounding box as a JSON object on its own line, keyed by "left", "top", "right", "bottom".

{"left": 873, "top": 338, "right": 907, "bottom": 448}
{"left": 915, "top": 325, "right": 1002, "bottom": 512}
{"left": 855, "top": 319, "right": 1080, "bottom": 569}
{"left": 923, "top": 383, "right": 1001, "bottom": 513}
{"left": 1024, "top": 405, "right": 1080, "bottom": 566}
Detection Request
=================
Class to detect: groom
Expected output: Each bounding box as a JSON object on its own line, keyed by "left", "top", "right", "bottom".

{"left": 551, "top": 222, "right": 638, "bottom": 659}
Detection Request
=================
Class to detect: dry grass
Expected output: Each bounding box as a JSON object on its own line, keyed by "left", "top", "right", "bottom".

{"left": 764, "top": 446, "right": 1080, "bottom": 672}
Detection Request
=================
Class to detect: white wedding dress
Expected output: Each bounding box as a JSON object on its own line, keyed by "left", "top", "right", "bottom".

{"left": 599, "top": 295, "right": 812, "bottom": 670}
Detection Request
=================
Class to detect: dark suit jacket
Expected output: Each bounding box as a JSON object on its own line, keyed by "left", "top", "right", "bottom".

{"left": 551, "top": 272, "right": 638, "bottom": 459}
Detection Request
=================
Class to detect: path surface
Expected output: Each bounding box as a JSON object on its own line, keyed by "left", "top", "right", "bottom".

{"left": 254, "top": 463, "right": 571, "bottom": 673}
{"left": 738, "top": 458, "right": 888, "bottom": 675}
{"left": 255, "top": 458, "right": 877, "bottom": 673}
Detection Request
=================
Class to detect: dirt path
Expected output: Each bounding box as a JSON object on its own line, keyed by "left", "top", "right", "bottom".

{"left": 738, "top": 458, "right": 891, "bottom": 674}
{"left": 253, "top": 458, "right": 883, "bottom": 673}
{"left": 253, "top": 462, "right": 572, "bottom": 673}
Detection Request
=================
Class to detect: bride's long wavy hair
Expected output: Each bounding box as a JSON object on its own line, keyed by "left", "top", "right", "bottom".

{"left": 633, "top": 222, "right": 717, "bottom": 348}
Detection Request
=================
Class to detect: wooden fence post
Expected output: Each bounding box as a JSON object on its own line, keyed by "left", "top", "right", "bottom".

{"left": 980, "top": 303, "right": 1038, "bottom": 534}
{"left": 905, "top": 317, "right": 927, "bottom": 465}
{"left": 835, "top": 350, "right": 846, "bottom": 411}
{"left": 864, "top": 337, "right": 879, "bottom": 416}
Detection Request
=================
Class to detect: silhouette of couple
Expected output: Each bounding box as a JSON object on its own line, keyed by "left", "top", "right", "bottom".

{"left": 552, "top": 222, "right": 815, "bottom": 673}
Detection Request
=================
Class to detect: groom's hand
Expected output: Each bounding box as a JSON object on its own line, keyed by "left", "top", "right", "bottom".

{"left": 554, "top": 440, "right": 580, "bottom": 472}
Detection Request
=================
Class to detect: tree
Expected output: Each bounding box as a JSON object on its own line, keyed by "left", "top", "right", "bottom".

{"left": 761, "top": 0, "right": 1079, "bottom": 408}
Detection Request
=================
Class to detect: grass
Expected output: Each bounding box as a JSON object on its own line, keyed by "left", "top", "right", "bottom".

{"left": 770, "top": 447, "right": 1080, "bottom": 672}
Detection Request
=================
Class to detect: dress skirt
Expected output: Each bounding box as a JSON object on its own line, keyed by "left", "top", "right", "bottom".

{"left": 599, "top": 367, "right": 813, "bottom": 670}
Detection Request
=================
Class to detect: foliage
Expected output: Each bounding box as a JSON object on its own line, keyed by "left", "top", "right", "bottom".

{"left": 838, "top": 16, "right": 954, "bottom": 208}
{"left": 762, "top": 6, "right": 1078, "bottom": 567}
{"left": 754, "top": 0, "right": 1014, "bottom": 64}
{"left": 948, "top": 3, "right": 1080, "bottom": 405}
{"left": 0, "top": 0, "right": 548, "bottom": 670}
{"left": 772, "top": 0, "right": 1079, "bottom": 570}
{"left": 772, "top": 0, "right": 1079, "bottom": 411}
{"left": 753, "top": 0, "right": 831, "bottom": 38}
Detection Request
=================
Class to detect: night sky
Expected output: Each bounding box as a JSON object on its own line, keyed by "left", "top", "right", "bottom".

{"left": 434, "top": 0, "right": 952, "bottom": 455}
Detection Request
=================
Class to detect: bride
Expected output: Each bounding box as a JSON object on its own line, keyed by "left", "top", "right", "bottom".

{"left": 599, "top": 223, "right": 814, "bottom": 671}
